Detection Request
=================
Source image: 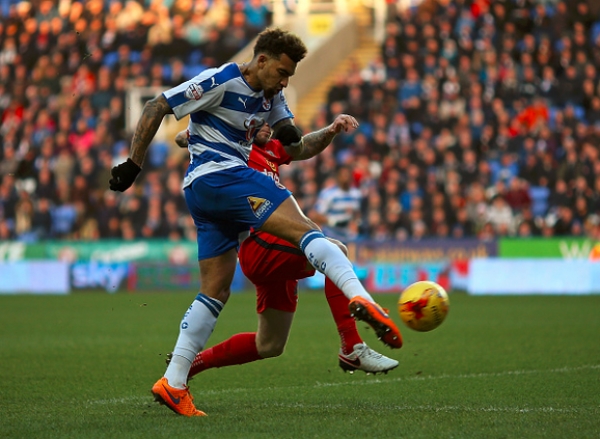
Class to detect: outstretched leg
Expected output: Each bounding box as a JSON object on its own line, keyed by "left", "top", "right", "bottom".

{"left": 261, "top": 197, "right": 403, "bottom": 348}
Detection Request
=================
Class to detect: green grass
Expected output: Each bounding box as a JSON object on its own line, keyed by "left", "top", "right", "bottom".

{"left": 1, "top": 291, "right": 599, "bottom": 439}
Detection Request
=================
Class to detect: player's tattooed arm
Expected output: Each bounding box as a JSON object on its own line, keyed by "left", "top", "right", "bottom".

{"left": 129, "top": 95, "right": 174, "bottom": 166}
{"left": 276, "top": 114, "right": 360, "bottom": 161}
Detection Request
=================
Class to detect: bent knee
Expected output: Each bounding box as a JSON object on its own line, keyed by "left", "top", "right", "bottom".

{"left": 256, "top": 341, "right": 286, "bottom": 358}
{"left": 327, "top": 237, "right": 348, "bottom": 255}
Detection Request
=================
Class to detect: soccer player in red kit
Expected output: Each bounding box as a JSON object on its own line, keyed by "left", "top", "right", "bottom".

{"left": 174, "top": 116, "right": 399, "bottom": 379}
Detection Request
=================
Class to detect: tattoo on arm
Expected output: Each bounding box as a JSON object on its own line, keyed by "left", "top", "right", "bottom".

{"left": 294, "top": 126, "right": 336, "bottom": 161}
{"left": 129, "top": 95, "right": 173, "bottom": 166}
{"left": 272, "top": 119, "right": 336, "bottom": 161}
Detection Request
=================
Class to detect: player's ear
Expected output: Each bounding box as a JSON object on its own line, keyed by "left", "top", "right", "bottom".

{"left": 257, "top": 54, "right": 269, "bottom": 69}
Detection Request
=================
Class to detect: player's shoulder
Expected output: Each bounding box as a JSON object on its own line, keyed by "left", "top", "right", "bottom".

{"left": 192, "top": 63, "right": 241, "bottom": 90}
{"left": 350, "top": 186, "right": 363, "bottom": 197}
{"left": 319, "top": 186, "right": 340, "bottom": 198}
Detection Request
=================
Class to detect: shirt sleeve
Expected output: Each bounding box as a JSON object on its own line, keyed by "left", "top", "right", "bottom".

{"left": 314, "top": 189, "right": 332, "bottom": 215}
{"left": 267, "top": 91, "right": 294, "bottom": 126}
{"left": 162, "top": 73, "right": 225, "bottom": 121}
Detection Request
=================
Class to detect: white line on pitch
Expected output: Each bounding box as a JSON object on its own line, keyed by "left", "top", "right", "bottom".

{"left": 87, "top": 364, "right": 600, "bottom": 406}
{"left": 261, "top": 401, "right": 589, "bottom": 414}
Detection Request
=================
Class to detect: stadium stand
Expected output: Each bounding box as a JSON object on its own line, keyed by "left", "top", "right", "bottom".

{"left": 0, "top": 0, "right": 599, "bottom": 243}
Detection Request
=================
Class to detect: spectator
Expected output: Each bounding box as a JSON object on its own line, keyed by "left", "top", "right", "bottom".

{"left": 553, "top": 206, "right": 576, "bottom": 236}
{"left": 3, "top": 0, "right": 600, "bottom": 244}
{"left": 504, "top": 177, "right": 532, "bottom": 213}
{"left": 309, "top": 165, "right": 362, "bottom": 241}
{"left": 486, "top": 195, "right": 514, "bottom": 236}
{"left": 548, "top": 179, "right": 571, "bottom": 209}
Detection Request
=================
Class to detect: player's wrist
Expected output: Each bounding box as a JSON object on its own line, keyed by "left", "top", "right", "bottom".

{"left": 127, "top": 158, "right": 142, "bottom": 170}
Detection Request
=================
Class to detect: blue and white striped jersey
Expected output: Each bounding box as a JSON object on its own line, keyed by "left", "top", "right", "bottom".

{"left": 162, "top": 63, "right": 294, "bottom": 188}
{"left": 314, "top": 185, "right": 363, "bottom": 229}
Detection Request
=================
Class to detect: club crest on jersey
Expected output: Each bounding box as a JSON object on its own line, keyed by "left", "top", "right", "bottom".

{"left": 184, "top": 84, "right": 203, "bottom": 101}
{"left": 262, "top": 98, "right": 272, "bottom": 111}
{"left": 244, "top": 115, "right": 265, "bottom": 141}
{"left": 247, "top": 196, "right": 272, "bottom": 219}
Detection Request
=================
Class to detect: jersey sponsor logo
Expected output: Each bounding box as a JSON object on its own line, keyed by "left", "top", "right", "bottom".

{"left": 238, "top": 97, "right": 248, "bottom": 108}
{"left": 262, "top": 98, "right": 272, "bottom": 111}
{"left": 209, "top": 77, "right": 219, "bottom": 88}
{"left": 184, "top": 84, "right": 203, "bottom": 101}
{"left": 247, "top": 196, "right": 272, "bottom": 219}
{"left": 244, "top": 115, "right": 265, "bottom": 141}
{"left": 265, "top": 159, "right": 277, "bottom": 173}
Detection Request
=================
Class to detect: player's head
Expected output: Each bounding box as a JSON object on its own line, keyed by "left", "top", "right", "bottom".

{"left": 336, "top": 165, "right": 353, "bottom": 190}
{"left": 253, "top": 123, "right": 272, "bottom": 147}
{"left": 252, "top": 28, "right": 307, "bottom": 99}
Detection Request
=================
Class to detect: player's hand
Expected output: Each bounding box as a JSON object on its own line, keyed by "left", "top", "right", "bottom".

{"left": 273, "top": 124, "right": 303, "bottom": 147}
{"left": 109, "top": 158, "right": 141, "bottom": 192}
{"left": 330, "top": 114, "right": 359, "bottom": 134}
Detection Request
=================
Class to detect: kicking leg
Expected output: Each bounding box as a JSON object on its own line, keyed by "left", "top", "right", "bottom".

{"left": 261, "top": 197, "right": 403, "bottom": 349}
{"left": 261, "top": 197, "right": 372, "bottom": 302}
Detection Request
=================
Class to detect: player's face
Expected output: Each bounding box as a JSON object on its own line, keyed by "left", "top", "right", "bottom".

{"left": 258, "top": 53, "right": 296, "bottom": 99}
{"left": 254, "top": 123, "right": 272, "bottom": 146}
{"left": 337, "top": 168, "right": 352, "bottom": 188}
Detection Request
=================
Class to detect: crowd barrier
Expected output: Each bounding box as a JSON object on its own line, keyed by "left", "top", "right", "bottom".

{"left": 0, "top": 239, "right": 598, "bottom": 294}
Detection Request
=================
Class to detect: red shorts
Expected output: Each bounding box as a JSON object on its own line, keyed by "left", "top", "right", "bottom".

{"left": 238, "top": 231, "right": 315, "bottom": 314}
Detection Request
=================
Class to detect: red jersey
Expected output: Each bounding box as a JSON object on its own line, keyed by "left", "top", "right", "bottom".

{"left": 248, "top": 138, "right": 292, "bottom": 183}
{"left": 247, "top": 139, "right": 296, "bottom": 248}
{"left": 240, "top": 139, "right": 315, "bottom": 301}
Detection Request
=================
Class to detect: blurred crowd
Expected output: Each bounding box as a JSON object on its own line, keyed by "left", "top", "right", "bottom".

{"left": 1, "top": 0, "right": 600, "bottom": 244}
{"left": 0, "top": 0, "right": 272, "bottom": 241}
{"left": 288, "top": 0, "right": 600, "bottom": 241}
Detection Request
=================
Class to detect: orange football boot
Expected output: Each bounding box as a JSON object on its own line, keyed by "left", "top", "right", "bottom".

{"left": 151, "top": 377, "right": 206, "bottom": 417}
{"left": 348, "top": 296, "right": 403, "bottom": 349}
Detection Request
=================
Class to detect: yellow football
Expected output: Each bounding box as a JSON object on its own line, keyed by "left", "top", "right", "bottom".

{"left": 398, "top": 281, "right": 449, "bottom": 332}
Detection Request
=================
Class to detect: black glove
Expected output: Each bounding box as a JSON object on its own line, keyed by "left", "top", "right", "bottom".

{"left": 273, "top": 124, "right": 303, "bottom": 147}
{"left": 109, "top": 158, "right": 141, "bottom": 192}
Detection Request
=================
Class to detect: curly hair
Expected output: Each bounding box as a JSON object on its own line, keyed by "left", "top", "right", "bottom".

{"left": 253, "top": 28, "right": 307, "bottom": 63}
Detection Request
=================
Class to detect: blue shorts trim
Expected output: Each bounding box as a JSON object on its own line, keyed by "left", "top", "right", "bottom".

{"left": 184, "top": 167, "right": 291, "bottom": 260}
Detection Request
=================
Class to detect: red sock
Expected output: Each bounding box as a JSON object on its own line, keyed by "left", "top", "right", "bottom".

{"left": 325, "top": 278, "right": 363, "bottom": 355}
{"left": 188, "top": 332, "right": 262, "bottom": 379}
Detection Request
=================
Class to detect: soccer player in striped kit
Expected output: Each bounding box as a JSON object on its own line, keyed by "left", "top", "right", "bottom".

{"left": 110, "top": 28, "right": 402, "bottom": 416}
{"left": 172, "top": 120, "right": 398, "bottom": 384}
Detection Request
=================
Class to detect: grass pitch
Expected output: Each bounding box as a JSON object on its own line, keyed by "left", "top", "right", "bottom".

{"left": 0, "top": 290, "right": 599, "bottom": 439}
